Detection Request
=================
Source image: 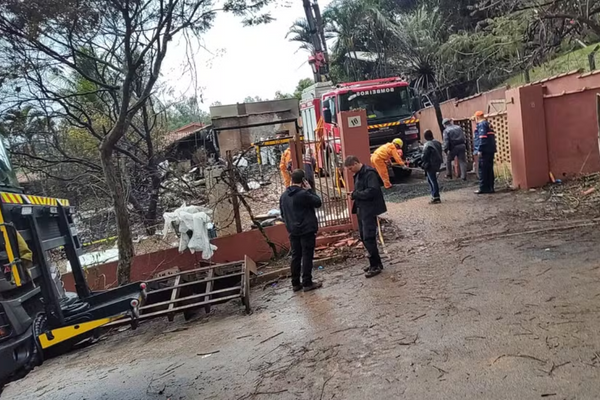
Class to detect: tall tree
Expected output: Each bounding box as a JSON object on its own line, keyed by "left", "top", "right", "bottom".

{"left": 0, "top": 0, "right": 272, "bottom": 284}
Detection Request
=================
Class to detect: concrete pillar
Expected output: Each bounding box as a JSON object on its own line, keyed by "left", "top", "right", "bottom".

{"left": 338, "top": 110, "right": 371, "bottom": 230}
{"left": 206, "top": 167, "right": 237, "bottom": 237}
{"left": 506, "top": 85, "right": 549, "bottom": 188}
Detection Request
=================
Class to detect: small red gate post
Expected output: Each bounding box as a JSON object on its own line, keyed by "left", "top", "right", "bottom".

{"left": 338, "top": 110, "right": 371, "bottom": 231}
{"left": 289, "top": 132, "right": 304, "bottom": 171}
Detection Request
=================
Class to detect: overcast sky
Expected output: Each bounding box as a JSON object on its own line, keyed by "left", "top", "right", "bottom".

{"left": 162, "top": 0, "right": 332, "bottom": 110}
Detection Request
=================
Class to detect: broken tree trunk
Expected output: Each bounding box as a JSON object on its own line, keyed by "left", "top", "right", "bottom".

{"left": 100, "top": 151, "right": 135, "bottom": 286}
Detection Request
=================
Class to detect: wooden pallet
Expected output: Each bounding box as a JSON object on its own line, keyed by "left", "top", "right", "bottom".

{"left": 105, "top": 257, "right": 256, "bottom": 327}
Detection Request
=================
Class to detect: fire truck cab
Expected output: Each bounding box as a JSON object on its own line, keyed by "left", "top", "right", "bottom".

{"left": 300, "top": 77, "right": 423, "bottom": 171}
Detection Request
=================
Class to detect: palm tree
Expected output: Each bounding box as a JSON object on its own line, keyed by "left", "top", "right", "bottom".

{"left": 375, "top": 6, "right": 449, "bottom": 131}
{"left": 286, "top": 19, "right": 316, "bottom": 54}
{"left": 323, "top": 0, "right": 405, "bottom": 81}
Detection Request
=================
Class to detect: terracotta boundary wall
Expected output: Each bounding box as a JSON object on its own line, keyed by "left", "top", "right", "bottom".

{"left": 508, "top": 70, "right": 600, "bottom": 188}
{"left": 64, "top": 220, "right": 355, "bottom": 292}
{"left": 543, "top": 88, "right": 600, "bottom": 179}
{"left": 417, "top": 87, "right": 509, "bottom": 141}
{"left": 417, "top": 69, "right": 600, "bottom": 188}
{"left": 63, "top": 224, "right": 292, "bottom": 292}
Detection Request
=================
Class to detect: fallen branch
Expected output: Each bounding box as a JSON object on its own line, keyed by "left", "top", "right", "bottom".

{"left": 398, "top": 335, "right": 419, "bottom": 345}
{"left": 255, "top": 390, "right": 288, "bottom": 395}
{"left": 156, "top": 362, "right": 185, "bottom": 379}
{"left": 536, "top": 267, "right": 552, "bottom": 277}
{"left": 259, "top": 331, "right": 284, "bottom": 344}
{"left": 330, "top": 324, "right": 376, "bottom": 334}
{"left": 465, "top": 336, "right": 486, "bottom": 340}
{"left": 320, "top": 373, "right": 336, "bottom": 400}
{"left": 411, "top": 313, "right": 427, "bottom": 322}
{"left": 458, "top": 220, "right": 600, "bottom": 245}
{"left": 197, "top": 350, "right": 220, "bottom": 357}
{"left": 546, "top": 361, "right": 571, "bottom": 376}
{"left": 237, "top": 335, "right": 253, "bottom": 340}
{"left": 432, "top": 365, "right": 448, "bottom": 378}
{"left": 492, "top": 353, "right": 547, "bottom": 365}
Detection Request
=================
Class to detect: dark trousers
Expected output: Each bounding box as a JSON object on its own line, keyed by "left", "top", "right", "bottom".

{"left": 478, "top": 152, "right": 495, "bottom": 192}
{"left": 358, "top": 213, "right": 382, "bottom": 268}
{"left": 446, "top": 144, "right": 467, "bottom": 180}
{"left": 290, "top": 233, "right": 316, "bottom": 287}
{"left": 426, "top": 170, "right": 440, "bottom": 199}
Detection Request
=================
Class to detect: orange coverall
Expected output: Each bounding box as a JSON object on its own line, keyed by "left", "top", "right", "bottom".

{"left": 370, "top": 143, "right": 404, "bottom": 189}
{"left": 279, "top": 147, "right": 292, "bottom": 187}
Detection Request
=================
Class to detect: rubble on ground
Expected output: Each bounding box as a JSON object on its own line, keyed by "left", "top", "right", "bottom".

{"left": 524, "top": 172, "right": 600, "bottom": 218}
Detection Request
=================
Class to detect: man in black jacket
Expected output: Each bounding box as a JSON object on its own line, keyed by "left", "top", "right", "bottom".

{"left": 279, "top": 169, "right": 323, "bottom": 292}
{"left": 422, "top": 129, "right": 443, "bottom": 204}
{"left": 344, "top": 155, "right": 387, "bottom": 278}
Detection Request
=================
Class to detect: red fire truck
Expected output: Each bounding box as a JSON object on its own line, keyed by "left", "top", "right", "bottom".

{"left": 300, "top": 77, "right": 422, "bottom": 172}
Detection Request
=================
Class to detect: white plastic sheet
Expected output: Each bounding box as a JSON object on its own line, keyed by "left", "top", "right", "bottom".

{"left": 163, "top": 204, "right": 217, "bottom": 259}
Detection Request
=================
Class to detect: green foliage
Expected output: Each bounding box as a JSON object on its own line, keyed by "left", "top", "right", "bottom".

{"left": 294, "top": 78, "right": 313, "bottom": 99}
{"left": 166, "top": 97, "right": 211, "bottom": 131}
{"left": 274, "top": 91, "right": 293, "bottom": 100}
{"left": 505, "top": 45, "right": 598, "bottom": 87}
{"left": 287, "top": 0, "right": 599, "bottom": 100}
{"left": 240, "top": 78, "right": 313, "bottom": 103}
{"left": 243, "top": 95, "right": 265, "bottom": 103}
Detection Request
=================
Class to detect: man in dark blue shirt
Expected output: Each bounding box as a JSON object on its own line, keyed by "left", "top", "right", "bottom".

{"left": 473, "top": 111, "right": 497, "bottom": 194}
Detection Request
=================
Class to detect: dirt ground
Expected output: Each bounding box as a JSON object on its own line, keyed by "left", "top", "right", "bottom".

{"left": 5, "top": 177, "right": 600, "bottom": 400}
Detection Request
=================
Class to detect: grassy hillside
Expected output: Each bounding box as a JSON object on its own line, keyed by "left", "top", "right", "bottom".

{"left": 505, "top": 44, "right": 598, "bottom": 87}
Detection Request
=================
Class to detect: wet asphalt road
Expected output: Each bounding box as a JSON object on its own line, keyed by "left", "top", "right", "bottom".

{"left": 4, "top": 187, "right": 600, "bottom": 399}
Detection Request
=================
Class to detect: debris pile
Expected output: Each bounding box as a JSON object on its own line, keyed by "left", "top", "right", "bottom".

{"left": 314, "top": 219, "right": 400, "bottom": 262}
{"left": 314, "top": 232, "right": 361, "bottom": 261}
{"left": 160, "top": 168, "right": 207, "bottom": 210}
{"left": 527, "top": 172, "right": 600, "bottom": 218}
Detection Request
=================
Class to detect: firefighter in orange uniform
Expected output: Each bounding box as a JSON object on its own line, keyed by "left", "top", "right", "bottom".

{"left": 279, "top": 147, "right": 292, "bottom": 187}
{"left": 370, "top": 138, "right": 404, "bottom": 189}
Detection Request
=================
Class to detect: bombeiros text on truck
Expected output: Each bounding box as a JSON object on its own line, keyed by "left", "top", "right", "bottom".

{"left": 300, "top": 77, "right": 423, "bottom": 174}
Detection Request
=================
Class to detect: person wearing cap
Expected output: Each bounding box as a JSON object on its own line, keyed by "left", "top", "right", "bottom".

{"left": 370, "top": 139, "right": 405, "bottom": 189}
{"left": 473, "top": 111, "right": 497, "bottom": 194}
{"left": 442, "top": 118, "right": 467, "bottom": 181}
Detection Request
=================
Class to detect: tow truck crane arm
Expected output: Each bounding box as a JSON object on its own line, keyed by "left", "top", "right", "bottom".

{"left": 303, "top": 0, "right": 329, "bottom": 83}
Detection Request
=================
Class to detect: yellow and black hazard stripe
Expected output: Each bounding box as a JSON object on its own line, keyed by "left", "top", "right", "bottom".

{"left": 369, "top": 121, "right": 402, "bottom": 129}
{"left": 368, "top": 118, "right": 420, "bottom": 130}
{"left": 0, "top": 192, "right": 23, "bottom": 204}
{"left": 0, "top": 192, "right": 70, "bottom": 207}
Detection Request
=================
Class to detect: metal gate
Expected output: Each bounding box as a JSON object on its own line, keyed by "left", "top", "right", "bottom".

{"left": 253, "top": 133, "right": 351, "bottom": 229}
{"left": 304, "top": 138, "right": 351, "bottom": 228}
